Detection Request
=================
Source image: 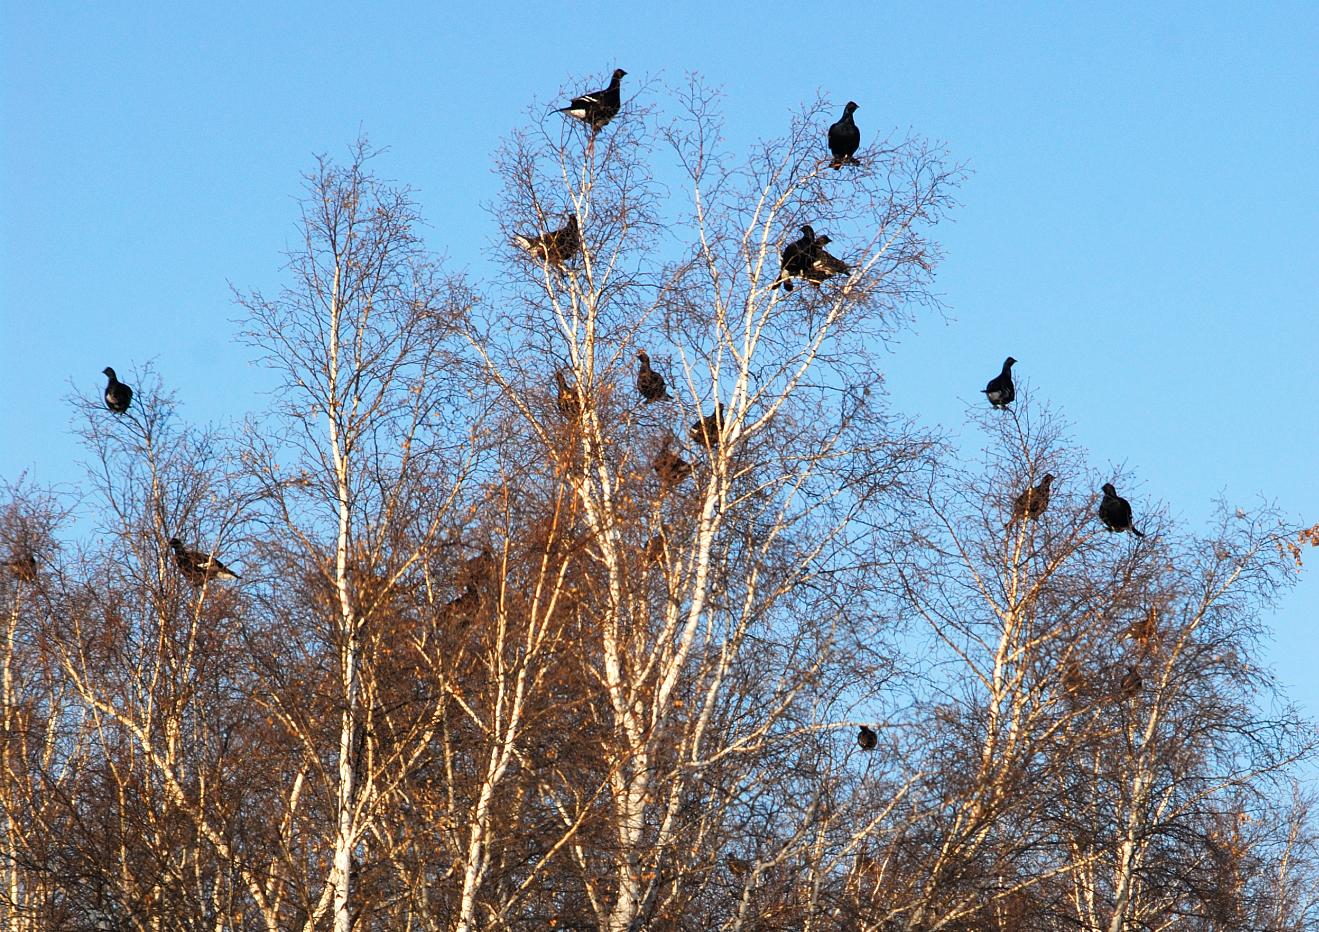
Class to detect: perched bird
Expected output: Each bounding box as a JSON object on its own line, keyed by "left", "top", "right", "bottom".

{"left": 726, "top": 855, "right": 751, "bottom": 878}
{"left": 1010, "top": 473, "right": 1055, "bottom": 524}
{"left": 981, "top": 357, "right": 1017, "bottom": 409}
{"left": 554, "top": 370, "right": 582, "bottom": 421}
{"left": 653, "top": 447, "right": 693, "bottom": 488}
{"left": 459, "top": 548, "right": 495, "bottom": 589}
{"left": 514, "top": 214, "right": 580, "bottom": 267}
{"left": 802, "top": 235, "right": 850, "bottom": 285}
{"left": 857, "top": 725, "right": 878, "bottom": 751}
{"left": 636, "top": 351, "right": 669, "bottom": 402}
{"left": 443, "top": 585, "right": 480, "bottom": 626}
{"left": 1, "top": 551, "right": 38, "bottom": 583}
{"left": 103, "top": 367, "right": 133, "bottom": 413}
{"left": 1117, "top": 665, "right": 1142, "bottom": 700}
{"left": 1122, "top": 605, "right": 1160, "bottom": 650}
{"left": 771, "top": 225, "right": 818, "bottom": 292}
{"left": 169, "top": 537, "right": 239, "bottom": 585}
{"left": 555, "top": 68, "right": 627, "bottom": 131}
{"left": 644, "top": 527, "right": 669, "bottom": 564}
{"left": 828, "top": 101, "right": 861, "bottom": 168}
{"left": 1099, "top": 483, "right": 1145, "bottom": 538}
{"left": 690, "top": 405, "right": 724, "bottom": 451}
{"left": 1061, "top": 659, "right": 1086, "bottom": 696}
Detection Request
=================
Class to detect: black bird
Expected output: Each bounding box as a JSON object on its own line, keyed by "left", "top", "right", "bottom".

{"left": 981, "top": 357, "right": 1017, "bottom": 409}
{"left": 1117, "top": 665, "right": 1142, "bottom": 700}
{"left": 771, "top": 225, "right": 818, "bottom": 292}
{"left": 1122, "top": 606, "right": 1161, "bottom": 650}
{"left": 636, "top": 350, "right": 669, "bottom": 402}
{"left": 828, "top": 101, "right": 861, "bottom": 169}
{"left": 653, "top": 447, "right": 692, "bottom": 488}
{"left": 857, "top": 725, "right": 878, "bottom": 751}
{"left": 1, "top": 551, "right": 38, "bottom": 583}
{"left": 689, "top": 404, "right": 724, "bottom": 451}
{"left": 169, "top": 537, "right": 239, "bottom": 585}
{"left": 1099, "top": 483, "right": 1145, "bottom": 538}
{"left": 554, "top": 370, "right": 582, "bottom": 421}
{"left": 1010, "top": 473, "right": 1054, "bottom": 524}
{"left": 555, "top": 68, "right": 627, "bottom": 132}
{"left": 103, "top": 367, "right": 133, "bottom": 413}
{"left": 1061, "top": 659, "right": 1085, "bottom": 696}
{"left": 514, "top": 214, "right": 580, "bottom": 267}
{"left": 459, "top": 548, "right": 495, "bottom": 589}
{"left": 801, "top": 235, "right": 850, "bottom": 285}
{"left": 726, "top": 855, "right": 751, "bottom": 878}
{"left": 443, "top": 585, "right": 480, "bottom": 626}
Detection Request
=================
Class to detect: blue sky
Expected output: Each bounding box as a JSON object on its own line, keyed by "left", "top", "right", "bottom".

{"left": 3, "top": 3, "right": 1316, "bottom": 726}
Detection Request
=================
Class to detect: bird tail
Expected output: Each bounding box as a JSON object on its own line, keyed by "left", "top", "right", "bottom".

{"left": 218, "top": 568, "right": 239, "bottom": 580}
{"left": 512, "top": 234, "right": 533, "bottom": 251}
{"left": 1131, "top": 527, "right": 1146, "bottom": 539}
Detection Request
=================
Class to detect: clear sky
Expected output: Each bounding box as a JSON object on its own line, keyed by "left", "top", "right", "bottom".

{"left": 3, "top": 2, "right": 1316, "bottom": 731}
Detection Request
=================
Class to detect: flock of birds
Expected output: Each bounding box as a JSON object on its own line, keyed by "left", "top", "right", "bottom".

{"left": 9, "top": 71, "right": 1155, "bottom": 753}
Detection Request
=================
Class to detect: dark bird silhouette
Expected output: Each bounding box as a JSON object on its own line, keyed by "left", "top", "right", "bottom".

{"left": 443, "top": 585, "right": 480, "bottom": 626}
{"left": 726, "top": 855, "right": 751, "bottom": 878}
{"left": 690, "top": 405, "right": 724, "bottom": 451}
{"left": 1062, "top": 659, "right": 1086, "bottom": 696}
{"left": 801, "top": 235, "right": 850, "bottom": 285}
{"left": 857, "top": 725, "right": 878, "bottom": 751}
{"left": 103, "top": 367, "right": 133, "bottom": 413}
{"left": 514, "top": 214, "right": 580, "bottom": 267}
{"left": 1, "top": 551, "right": 38, "bottom": 583}
{"left": 1010, "top": 473, "right": 1054, "bottom": 524}
{"left": 828, "top": 101, "right": 861, "bottom": 168}
{"left": 169, "top": 537, "right": 239, "bottom": 585}
{"left": 555, "top": 68, "right": 627, "bottom": 131}
{"left": 771, "top": 225, "right": 817, "bottom": 292}
{"left": 1117, "top": 665, "right": 1142, "bottom": 700}
{"left": 982, "top": 357, "right": 1017, "bottom": 409}
{"left": 459, "top": 548, "right": 495, "bottom": 589}
{"left": 1122, "top": 605, "right": 1161, "bottom": 650}
{"left": 653, "top": 447, "right": 692, "bottom": 488}
{"left": 636, "top": 350, "right": 669, "bottom": 402}
{"left": 644, "top": 527, "right": 669, "bottom": 564}
{"left": 1099, "top": 483, "right": 1145, "bottom": 538}
{"left": 554, "top": 370, "right": 582, "bottom": 421}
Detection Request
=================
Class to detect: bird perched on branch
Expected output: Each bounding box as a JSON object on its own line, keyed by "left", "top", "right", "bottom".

{"left": 690, "top": 405, "right": 724, "bottom": 451}
{"left": 514, "top": 214, "right": 580, "bottom": 267}
{"left": 771, "top": 225, "right": 819, "bottom": 292}
{"left": 103, "top": 367, "right": 133, "bottom": 413}
{"left": 169, "top": 538, "right": 239, "bottom": 585}
{"left": 828, "top": 101, "right": 861, "bottom": 168}
{"left": 1117, "top": 665, "right": 1142, "bottom": 700}
{"left": 1, "top": 551, "right": 38, "bottom": 583}
{"left": 1099, "top": 483, "right": 1145, "bottom": 538}
{"left": 554, "top": 370, "right": 581, "bottom": 421}
{"left": 459, "top": 548, "right": 495, "bottom": 589}
{"left": 802, "top": 235, "right": 850, "bottom": 285}
{"left": 443, "top": 585, "right": 480, "bottom": 626}
{"left": 1010, "top": 473, "right": 1054, "bottom": 524}
{"left": 857, "top": 725, "right": 878, "bottom": 750}
{"left": 555, "top": 68, "right": 627, "bottom": 132}
{"left": 653, "top": 447, "right": 692, "bottom": 488}
{"left": 636, "top": 350, "right": 669, "bottom": 402}
{"left": 981, "top": 357, "right": 1017, "bottom": 409}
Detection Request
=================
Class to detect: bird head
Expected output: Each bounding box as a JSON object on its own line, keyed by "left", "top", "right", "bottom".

{"left": 612, "top": 68, "right": 628, "bottom": 81}
{"left": 1042, "top": 473, "right": 1055, "bottom": 485}
{"left": 637, "top": 350, "right": 650, "bottom": 364}
{"left": 814, "top": 235, "right": 832, "bottom": 247}
{"left": 1005, "top": 356, "right": 1017, "bottom": 368}
{"left": 1101, "top": 483, "right": 1117, "bottom": 496}
{"left": 103, "top": 367, "right": 117, "bottom": 379}
{"left": 844, "top": 101, "right": 859, "bottom": 113}
{"left": 168, "top": 537, "right": 183, "bottom": 550}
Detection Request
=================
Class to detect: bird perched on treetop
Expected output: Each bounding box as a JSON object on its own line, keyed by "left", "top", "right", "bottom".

{"left": 514, "top": 214, "right": 580, "bottom": 268}
{"left": 169, "top": 538, "right": 239, "bottom": 585}
{"left": 690, "top": 405, "right": 724, "bottom": 451}
{"left": 103, "top": 368, "right": 133, "bottom": 413}
{"left": 771, "top": 225, "right": 819, "bottom": 292}
{"left": 828, "top": 101, "right": 861, "bottom": 169}
{"left": 554, "top": 370, "right": 581, "bottom": 421}
{"left": 982, "top": 357, "right": 1017, "bottom": 409}
{"left": 1010, "top": 473, "right": 1054, "bottom": 524}
{"left": 857, "top": 725, "right": 878, "bottom": 751}
{"left": 555, "top": 68, "right": 627, "bottom": 132}
{"left": 636, "top": 350, "right": 669, "bottom": 402}
{"left": 1099, "top": 483, "right": 1145, "bottom": 538}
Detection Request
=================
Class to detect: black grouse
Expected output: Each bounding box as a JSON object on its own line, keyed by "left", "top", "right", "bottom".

{"left": 802, "top": 235, "right": 850, "bottom": 285}
{"left": 653, "top": 447, "right": 693, "bottom": 488}
{"left": 636, "top": 350, "right": 669, "bottom": 402}
{"left": 1011, "top": 473, "right": 1054, "bottom": 523}
{"left": 169, "top": 538, "right": 239, "bottom": 585}
{"left": 1099, "top": 483, "right": 1145, "bottom": 538}
{"left": 771, "top": 225, "right": 818, "bottom": 292}
{"left": 556, "top": 68, "right": 627, "bottom": 132}
{"left": 690, "top": 405, "right": 724, "bottom": 451}
{"left": 554, "top": 370, "right": 582, "bottom": 421}
{"left": 1, "top": 551, "right": 38, "bottom": 583}
{"left": 514, "top": 214, "right": 580, "bottom": 267}
{"left": 982, "top": 357, "right": 1017, "bottom": 409}
{"left": 1118, "top": 665, "right": 1142, "bottom": 700}
{"left": 857, "top": 725, "right": 878, "bottom": 751}
{"left": 828, "top": 101, "right": 861, "bottom": 168}
{"left": 103, "top": 367, "right": 133, "bottom": 413}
